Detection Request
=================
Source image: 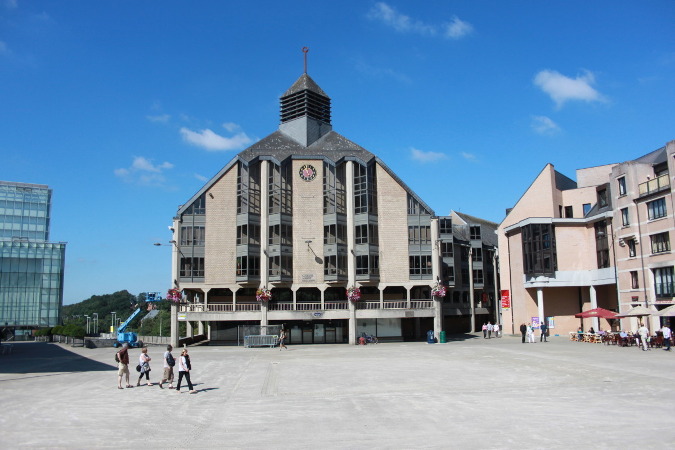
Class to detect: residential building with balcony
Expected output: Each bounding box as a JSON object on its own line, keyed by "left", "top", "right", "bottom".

{"left": 0, "top": 181, "right": 66, "bottom": 338}
{"left": 167, "top": 72, "right": 498, "bottom": 346}
{"left": 498, "top": 140, "right": 675, "bottom": 336}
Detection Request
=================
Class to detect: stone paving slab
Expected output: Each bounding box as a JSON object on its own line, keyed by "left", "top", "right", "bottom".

{"left": 1, "top": 335, "right": 674, "bottom": 449}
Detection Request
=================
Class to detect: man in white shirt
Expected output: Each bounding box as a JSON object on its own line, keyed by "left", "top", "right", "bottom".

{"left": 637, "top": 323, "right": 650, "bottom": 351}
{"left": 662, "top": 325, "right": 672, "bottom": 351}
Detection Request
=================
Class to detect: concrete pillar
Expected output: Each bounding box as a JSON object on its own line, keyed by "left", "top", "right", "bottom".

{"left": 261, "top": 301, "right": 269, "bottom": 332}
{"left": 170, "top": 303, "right": 178, "bottom": 348}
{"left": 198, "top": 321, "right": 204, "bottom": 336}
{"left": 589, "top": 285, "right": 599, "bottom": 331}
{"left": 434, "top": 297, "right": 443, "bottom": 341}
{"left": 406, "top": 286, "right": 411, "bottom": 309}
{"left": 186, "top": 321, "right": 193, "bottom": 338}
{"left": 348, "top": 300, "right": 357, "bottom": 345}
{"left": 346, "top": 161, "right": 356, "bottom": 346}
{"left": 468, "top": 249, "right": 475, "bottom": 333}
{"left": 537, "top": 288, "right": 545, "bottom": 327}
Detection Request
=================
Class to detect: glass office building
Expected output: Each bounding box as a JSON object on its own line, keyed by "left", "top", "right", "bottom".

{"left": 0, "top": 182, "right": 66, "bottom": 335}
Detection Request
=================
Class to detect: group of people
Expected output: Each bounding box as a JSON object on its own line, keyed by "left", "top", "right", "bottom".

{"left": 481, "top": 322, "right": 500, "bottom": 338}
{"left": 520, "top": 322, "right": 548, "bottom": 343}
{"left": 115, "top": 343, "right": 196, "bottom": 393}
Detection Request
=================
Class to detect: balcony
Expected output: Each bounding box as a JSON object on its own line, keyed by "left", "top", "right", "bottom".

{"left": 178, "top": 299, "right": 435, "bottom": 313}
{"left": 638, "top": 174, "right": 670, "bottom": 197}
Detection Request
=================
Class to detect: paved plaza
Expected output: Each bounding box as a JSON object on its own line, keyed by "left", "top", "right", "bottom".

{"left": 1, "top": 335, "right": 674, "bottom": 449}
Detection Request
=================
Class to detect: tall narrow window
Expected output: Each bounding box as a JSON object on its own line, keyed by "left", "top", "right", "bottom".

{"left": 470, "top": 226, "right": 481, "bottom": 240}
{"left": 597, "top": 188, "right": 608, "bottom": 208}
{"left": 595, "top": 220, "right": 610, "bottom": 269}
{"left": 630, "top": 271, "right": 639, "bottom": 289}
{"left": 621, "top": 208, "right": 630, "bottom": 226}
{"left": 627, "top": 239, "right": 636, "bottom": 257}
{"left": 583, "top": 203, "right": 592, "bottom": 216}
{"left": 617, "top": 176, "right": 627, "bottom": 196}
{"left": 564, "top": 206, "right": 573, "bottom": 218}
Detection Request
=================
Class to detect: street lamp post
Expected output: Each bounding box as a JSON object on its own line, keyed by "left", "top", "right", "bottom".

{"left": 84, "top": 316, "right": 90, "bottom": 335}
{"left": 111, "top": 312, "right": 116, "bottom": 333}
{"left": 93, "top": 313, "right": 99, "bottom": 335}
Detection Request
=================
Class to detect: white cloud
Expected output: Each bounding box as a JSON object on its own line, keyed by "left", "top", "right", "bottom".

{"left": 534, "top": 69, "right": 604, "bottom": 108}
{"left": 180, "top": 126, "right": 252, "bottom": 151}
{"left": 146, "top": 114, "right": 170, "bottom": 123}
{"left": 411, "top": 147, "right": 448, "bottom": 163}
{"left": 444, "top": 16, "right": 473, "bottom": 39}
{"left": 222, "top": 122, "right": 241, "bottom": 133}
{"left": 460, "top": 152, "right": 477, "bottom": 162}
{"left": 368, "top": 2, "right": 472, "bottom": 40}
{"left": 531, "top": 115, "right": 561, "bottom": 135}
{"left": 194, "top": 173, "right": 208, "bottom": 182}
{"left": 0, "top": 41, "right": 9, "bottom": 55}
{"left": 5, "top": 0, "right": 17, "bottom": 10}
{"left": 355, "top": 60, "right": 412, "bottom": 84}
{"left": 114, "top": 156, "right": 174, "bottom": 187}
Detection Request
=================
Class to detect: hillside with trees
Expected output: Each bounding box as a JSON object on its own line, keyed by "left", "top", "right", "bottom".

{"left": 60, "top": 290, "right": 172, "bottom": 337}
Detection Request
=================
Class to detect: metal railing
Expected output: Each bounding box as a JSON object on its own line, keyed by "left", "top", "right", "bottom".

{"left": 638, "top": 174, "right": 670, "bottom": 197}
{"left": 180, "top": 299, "right": 435, "bottom": 312}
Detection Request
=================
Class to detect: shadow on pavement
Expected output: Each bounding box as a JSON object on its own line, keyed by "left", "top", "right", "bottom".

{"left": 0, "top": 342, "right": 115, "bottom": 374}
{"left": 444, "top": 333, "right": 482, "bottom": 342}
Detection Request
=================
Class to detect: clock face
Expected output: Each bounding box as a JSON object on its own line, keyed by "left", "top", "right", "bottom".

{"left": 299, "top": 164, "right": 317, "bottom": 182}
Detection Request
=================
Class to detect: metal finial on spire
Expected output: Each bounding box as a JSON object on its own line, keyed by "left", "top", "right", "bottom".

{"left": 302, "top": 47, "right": 309, "bottom": 74}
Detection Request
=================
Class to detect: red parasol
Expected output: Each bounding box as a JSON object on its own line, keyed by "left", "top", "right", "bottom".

{"left": 574, "top": 307, "right": 619, "bottom": 319}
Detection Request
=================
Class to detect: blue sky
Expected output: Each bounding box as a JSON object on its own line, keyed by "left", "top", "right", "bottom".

{"left": 1, "top": 1, "right": 673, "bottom": 304}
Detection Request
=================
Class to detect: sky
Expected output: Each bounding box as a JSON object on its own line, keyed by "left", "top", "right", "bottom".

{"left": 1, "top": 1, "right": 673, "bottom": 304}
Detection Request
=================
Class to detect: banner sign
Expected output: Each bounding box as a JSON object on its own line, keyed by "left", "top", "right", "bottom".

{"left": 500, "top": 290, "right": 511, "bottom": 309}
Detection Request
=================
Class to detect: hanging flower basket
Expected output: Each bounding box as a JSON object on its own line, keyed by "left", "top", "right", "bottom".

{"left": 431, "top": 281, "right": 446, "bottom": 299}
{"left": 256, "top": 288, "right": 272, "bottom": 302}
{"left": 347, "top": 286, "right": 361, "bottom": 302}
{"left": 166, "top": 288, "right": 182, "bottom": 303}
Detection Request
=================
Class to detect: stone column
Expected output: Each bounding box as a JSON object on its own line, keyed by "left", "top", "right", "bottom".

{"left": 537, "top": 287, "right": 545, "bottom": 327}
{"left": 468, "top": 249, "right": 475, "bottom": 333}
{"left": 348, "top": 300, "right": 356, "bottom": 345}
{"left": 346, "top": 161, "right": 357, "bottom": 345}
{"left": 589, "top": 285, "right": 599, "bottom": 331}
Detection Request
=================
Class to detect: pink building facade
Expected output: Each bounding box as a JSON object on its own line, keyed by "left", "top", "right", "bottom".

{"left": 498, "top": 141, "right": 675, "bottom": 335}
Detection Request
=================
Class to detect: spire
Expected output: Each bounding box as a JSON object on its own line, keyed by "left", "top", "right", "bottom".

{"left": 278, "top": 49, "right": 332, "bottom": 146}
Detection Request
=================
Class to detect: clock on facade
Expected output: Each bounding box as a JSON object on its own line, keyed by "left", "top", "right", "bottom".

{"left": 298, "top": 164, "right": 317, "bottom": 182}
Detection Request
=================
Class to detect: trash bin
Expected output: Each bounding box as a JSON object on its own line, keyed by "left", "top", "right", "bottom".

{"left": 440, "top": 331, "right": 446, "bottom": 343}
{"left": 426, "top": 330, "right": 435, "bottom": 344}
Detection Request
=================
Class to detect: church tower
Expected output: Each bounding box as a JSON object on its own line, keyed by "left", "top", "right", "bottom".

{"left": 278, "top": 73, "right": 333, "bottom": 147}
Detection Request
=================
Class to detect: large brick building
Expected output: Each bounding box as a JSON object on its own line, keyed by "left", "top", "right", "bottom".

{"left": 498, "top": 141, "right": 675, "bottom": 336}
{"left": 168, "top": 72, "right": 498, "bottom": 345}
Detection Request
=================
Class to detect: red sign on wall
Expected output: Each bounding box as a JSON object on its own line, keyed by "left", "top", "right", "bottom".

{"left": 501, "top": 290, "right": 511, "bottom": 309}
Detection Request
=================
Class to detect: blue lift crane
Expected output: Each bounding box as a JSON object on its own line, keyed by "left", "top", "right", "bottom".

{"left": 113, "top": 292, "right": 163, "bottom": 348}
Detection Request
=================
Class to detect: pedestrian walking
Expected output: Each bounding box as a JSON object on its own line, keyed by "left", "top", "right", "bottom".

{"left": 487, "top": 322, "right": 493, "bottom": 339}
{"left": 638, "top": 323, "right": 650, "bottom": 351}
{"left": 494, "top": 323, "right": 500, "bottom": 338}
{"left": 136, "top": 347, "right": 152, "bottom": 386}
{"left": 527, "top": 323, "right": 535, "bottom": 343}
{"left": 540, "top": 321, "right": 548, "bottom": 342}
{"left": 482, "top": 323, "right": 488, "bottom": 338}
{"left": 279, "top": 328, "right": 288, "bottom": 350}
{"left": 662, "top": 325, "right": 672, "bottom": 351}
{"left": 176, "top": 348, "right": 196, "bottom": 394}
{"left": 159, "top": 345, "right": 175, "bottom": 389}
{"left": 116, "top": 343, "right": 131, "bottom": 389}
{"left": 520, "top": 323, "right": 527, "bottom": 343}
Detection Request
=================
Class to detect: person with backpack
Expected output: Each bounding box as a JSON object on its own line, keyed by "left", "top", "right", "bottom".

{"left": 116, "top": 343, "right": 131, "bottom": 389}
{"left": 176, "top": 348, "right": 196, "bottom": 394}
{"left": 159, "top": 345, "right": 175, "bottom": 389}
{"left": 136, "top": 347, "right": 152, "bottom": 386}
